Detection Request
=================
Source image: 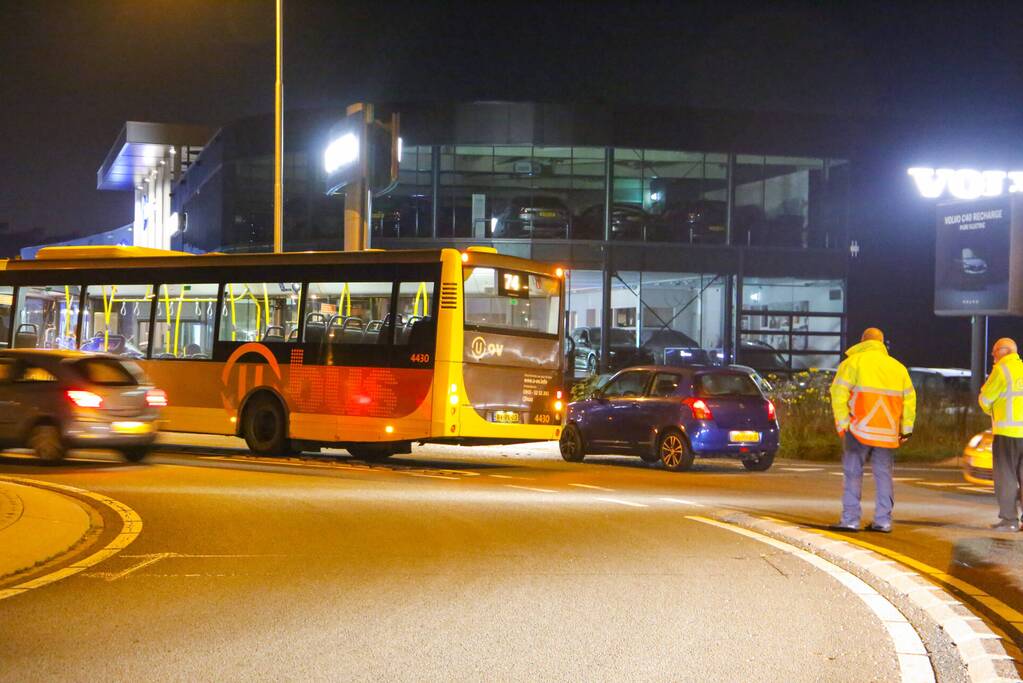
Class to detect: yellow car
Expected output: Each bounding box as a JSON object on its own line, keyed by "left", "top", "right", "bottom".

{"left": 962, "top": 430, "right": 994, "bottom": 485}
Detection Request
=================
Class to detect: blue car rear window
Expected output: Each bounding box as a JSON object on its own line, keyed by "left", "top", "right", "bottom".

{"left": 696, "top": 373, "right": 761, "bottom": 397}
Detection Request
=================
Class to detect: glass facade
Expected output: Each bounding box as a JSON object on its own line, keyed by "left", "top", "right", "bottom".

{"left": 381, "top": 145, "right": 847, "bottom": 248}
{"left": 739, "top": 276, "right": 845, "bottom": 370}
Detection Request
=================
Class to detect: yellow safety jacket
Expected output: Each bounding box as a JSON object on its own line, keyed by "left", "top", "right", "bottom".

{"left": 978, "top": 352, "right": 1023, "bottom": 438}
{"left": 829, "top": 339, "right": 916, "bottom": 449}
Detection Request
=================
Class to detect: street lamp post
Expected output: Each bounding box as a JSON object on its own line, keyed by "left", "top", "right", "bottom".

{"left": 272, "top": 0, "right": 284, "bottom": 253}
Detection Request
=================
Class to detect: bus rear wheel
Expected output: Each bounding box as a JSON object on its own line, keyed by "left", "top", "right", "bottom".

{"left": 241, "top": 393, "right": 291, "bottom": 456}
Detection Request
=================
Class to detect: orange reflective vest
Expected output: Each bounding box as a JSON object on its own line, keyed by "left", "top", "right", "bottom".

{"left": 829, "top": 340, "right": 916, "bottom": 449}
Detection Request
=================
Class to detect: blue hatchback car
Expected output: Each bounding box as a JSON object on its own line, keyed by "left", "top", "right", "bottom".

{"left": 561, "top": 366, "right": 779, "bottom": 471}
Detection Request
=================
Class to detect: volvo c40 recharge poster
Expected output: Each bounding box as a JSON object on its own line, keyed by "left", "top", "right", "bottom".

{"left": 934, "top": 196, "right": 1023, "bottom": 315}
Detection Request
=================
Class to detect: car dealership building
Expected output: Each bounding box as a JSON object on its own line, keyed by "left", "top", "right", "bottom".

{"left": 98, "top": 102, "right": 859, "bottom": 373}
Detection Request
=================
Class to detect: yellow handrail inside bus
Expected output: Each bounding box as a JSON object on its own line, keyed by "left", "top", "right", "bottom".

{"left": 64, "top": 286, "right": 73, "bottom": 339}
{"left": 414, "top": 281, "right": 429, "bottom": 317}
{"left": 162, "top": 287, "right": 172, "bottom": 351}
{"left": 173, "top": 288, "right": 186, "bottom": 356}
{"left": 227, "top": 284, "right": 237, "bottom": 342}
{"left": 262, "top": 283, "right": 271, "bottom": 332}
{"left": 101, "top": 285, "right": 117, "bottom": 351}
{"left": 339, "top": 283, "right": 352, "bottom": 318}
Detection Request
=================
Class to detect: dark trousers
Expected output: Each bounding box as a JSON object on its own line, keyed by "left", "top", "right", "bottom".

{"left": 992, "top": 435, "right": 1023, "bottom": 523}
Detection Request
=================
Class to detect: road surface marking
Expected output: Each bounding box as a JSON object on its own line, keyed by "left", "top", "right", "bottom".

{"left": 407, "top": 473, "right": 460, "bottom": 480}
{"left": 488, "top": 474, "right": 533, "bottom": 480}
{"left": 688, "top": 515, "right": 934, "bottom": 683}
{"left": 596, "top": 497, "right": 648, "bottom": 508}
{"left": 957, "top": 486, "right": 992, "bottom": 494}
{"left": 505, "top": 485, "right": 557, "bottom": 493}
{"left": 892, "top": 477, "right": 921, "bottom": 482}
{"left": 0, "top": 477, "right": 142, "bottom": 602}
{"left": 781, "top": 467, "right": 824, "bottom": 472}
{"left": 569, "top": 483, "right": 613, "bottom": 491}
{"left": 917, "top": 482, "right": 960, "bottom": 487}
{"left": 96, "top": 552, "right": 177, "bottom": 581}
{"left": 659, "top": 497, "right": 701, "bottom": 506}
{"left": 808, "top": 527, "right": 1023, "bottom": 638}
{"left": 436, "top": 469, "right": 480, "bottom": 476}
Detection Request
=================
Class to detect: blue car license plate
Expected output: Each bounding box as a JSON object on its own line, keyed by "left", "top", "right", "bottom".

{"left": 729, "top": 430, "right": 761, "bottom": 443}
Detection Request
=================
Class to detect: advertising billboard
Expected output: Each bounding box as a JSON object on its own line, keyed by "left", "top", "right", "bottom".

{"left": 934, "top": 196, "right": 1023, "bottom": 315}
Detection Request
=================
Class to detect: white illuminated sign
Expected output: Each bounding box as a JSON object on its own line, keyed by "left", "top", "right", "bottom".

{"left": 908, "top": 167, "right": 1023, "bottom": 200}
{"left": 324, "top": 132, "right": 359, "bottom": 174}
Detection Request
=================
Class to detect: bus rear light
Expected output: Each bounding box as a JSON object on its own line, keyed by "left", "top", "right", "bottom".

{"left": 356, "top": 395, "right": 372, "bottom": 405}
{"left": 767, "top": 400, "right": 776, "bottom": 421}
{"left": 67, "top": 390, "right": 103, "bottom": 409}
{"left": 145, "top": 389, "right": 168, "bottom": 407}
{"left": 683, "top": 397, "right": 713, "bottom": 421}
{"left": 555, "top": 267, "right": 565, "bottom": 278}
{"left": 554, "top": 400, "right": 564, "bottom": 411}
{"left": 461, "top": 252, "right": 469, "bottom": 262}
{"left": 385, "top": 425, "right": 395, "bottom": 434}
{"left": 555, "top": 390, "right": 563, "bottom": 400}
{"left": 449, "top": 393, "right": 459, "bottom": 405}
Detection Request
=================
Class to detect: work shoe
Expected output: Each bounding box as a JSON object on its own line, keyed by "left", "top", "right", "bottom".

{"left": 832, "top": 523, "right": 860, "bottom": 532}
{"left": 991, "top": 520, "right": 1021, "bottom": 532}
{"left": 866, "top": 523, "right": 892, "bottom": 533}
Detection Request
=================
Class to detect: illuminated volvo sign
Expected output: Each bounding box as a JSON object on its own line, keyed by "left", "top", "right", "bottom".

{"left": 908, "top": 167, "right": 1023, "bottom": 200}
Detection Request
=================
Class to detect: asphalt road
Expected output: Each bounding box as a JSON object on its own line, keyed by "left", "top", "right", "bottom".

{"left": 0, "top": 435, "right": 1018, "bottom": 681}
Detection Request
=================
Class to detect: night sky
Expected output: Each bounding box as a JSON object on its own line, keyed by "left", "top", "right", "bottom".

{"left": 3, "top": 0, "right": 1023, "bottom": 367}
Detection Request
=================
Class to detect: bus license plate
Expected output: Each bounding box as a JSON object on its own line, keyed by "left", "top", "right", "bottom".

{"left": 729, "top": 430, "right": 761, "bottom": 443}
{"left": 494, "top": 411, "right": 520, "bottom": 424}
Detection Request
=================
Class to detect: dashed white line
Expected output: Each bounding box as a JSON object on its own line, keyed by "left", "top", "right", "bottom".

{"left": 505, "top": 484, "right": 558, "bottom": 493}
{"left": 488, "top": 474, "right": 533, "bottom": 480}
{"left": 892, "top": 477, "right": 921, "bottom": 482}
{"left": 569, "top": 483, "right": 614, "bottom": 491}
{"left": 596, "top": 497, "right": 648, "bottom": 508}
{"left": 918, "top": 482, "right": 960, "bottom": 487}
{"left": 781, "top": 467, "right": 824, "bottom": 472}
{"left": 659, "top": 496, "right": 701, "bottom": 506}
{"left": 957, "top": 486, "right": 993, "bottom": 494}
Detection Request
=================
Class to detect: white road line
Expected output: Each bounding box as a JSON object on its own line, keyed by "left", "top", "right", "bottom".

{"left": 958, "top": 486, "right": 993, "bottom": 494}
{"left": 406, "top": 473, "right": 460, "bottom": 480}
{"left": 505, "top": 484, "right": 558, "bottom": 494}
{"left": 568, "top": 483, "right": 614, "bottom": 491}
{"left": 659, "top": 496, "right": 701, "bottom": 506}
{"left": 488, "top": 474, "right": 533, "bottom": 480}
{"left": 596, "top": 497, "right": 648, "bottom": 508}
{"left": 781, "top": 467, "right": 824, "bottom": 472}
{"left": 918, "top": 482, "right": 960, "bottom": 487}
{"left": 687, "top": 515, "right": 935, "bottom": 683}
{"left": 892, "top": 477, "right": 921, "bottom": 482}
{"left": 437, "top": 470, "right": 480, "bottom": 477}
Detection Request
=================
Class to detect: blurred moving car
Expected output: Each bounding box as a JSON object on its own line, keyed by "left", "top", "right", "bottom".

{"left": 561, "top": 365, "right": 779, "bottom": 471}
{"left": 0, "top": 350, "right": 164, "bottom": 462}
{"left": 492, "top": 196, "right": 571, "bottom": 238}
{"left": 573, "top": 203, "right": 651, "bottom": 240}
{"left": 962, "top": 429, "right": 993, "bottom": 486}
{"left": 567, "top": 327, "right": 655, "bottom": 375}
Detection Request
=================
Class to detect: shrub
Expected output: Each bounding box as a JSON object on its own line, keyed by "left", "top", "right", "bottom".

{"left": 764, "top": 369, "right": 987, "bottom": 462}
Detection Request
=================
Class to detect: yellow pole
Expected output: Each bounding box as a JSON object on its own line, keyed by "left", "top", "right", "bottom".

{"left": 272, "top": 0, "right": 284, "bottom": 253}
{"left": 173, "top": 289, "right": 185, "bottom": 357}
{"left": 101, "top": 285, "right": 117, "bottom": 352}
{"left": 262, "top": 282, "right": 271, "bottom": 332}
{"left": 162, "top": 288, "right": 172, "bottom": 351}
{"left": 228, "top": 284, "right": 237, "bottom": 342}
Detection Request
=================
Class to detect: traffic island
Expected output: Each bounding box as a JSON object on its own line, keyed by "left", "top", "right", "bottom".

{"left": 0, "top": 478, "right": 96, "bottom": 581}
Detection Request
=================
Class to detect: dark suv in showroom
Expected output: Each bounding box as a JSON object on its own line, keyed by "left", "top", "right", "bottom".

{"left": 492, "top": 196, "right": 571, "bottom": 238}
{"left": 567, "top": 327, "right": 655, "bottom": 375}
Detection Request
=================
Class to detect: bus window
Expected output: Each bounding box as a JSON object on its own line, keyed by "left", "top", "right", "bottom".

{"left": 463, "top": 267, "right": 560, "bottom": 336}
{"left": 304, "top": 281, "right": 393, "bottom": 345}
{"left": 395, "top": 281, "right": 436, "bottom": 348}
{"left": 0, "top": 286, "right": 11, "bottom": 348}
{"left": 80, "top": 284, "right": 154, "bottom": 358}
{"left": 13, "top": 285, "right": 81, "bottom": 349}
{"left": 219, "top": 282, "right": 301, "bottom": 343}
{"left": 152, "top": 283, "right": 217, "bottom": 359}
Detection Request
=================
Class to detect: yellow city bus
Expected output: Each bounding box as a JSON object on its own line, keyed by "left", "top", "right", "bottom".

{"left": 0, "top": 246, "right": 565, "bottom": 458}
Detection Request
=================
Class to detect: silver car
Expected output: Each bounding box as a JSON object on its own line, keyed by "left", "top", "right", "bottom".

{"left": 0, "top": 350, "right": 163, "bottom": 462}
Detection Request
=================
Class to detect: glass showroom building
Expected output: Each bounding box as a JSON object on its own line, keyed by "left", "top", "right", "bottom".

{"left": 110, "top": 103, "right": 852, "bottom": 374}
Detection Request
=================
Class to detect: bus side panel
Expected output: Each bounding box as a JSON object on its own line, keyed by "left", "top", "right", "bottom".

{"left": 430, "top": 250, "right": 465, "bottom": 439}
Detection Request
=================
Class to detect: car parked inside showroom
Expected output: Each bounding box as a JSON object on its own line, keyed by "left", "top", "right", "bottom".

{"left": 573, "top": 203, "right": 652, "bottom": 240}
{"left": 491, "top": 195, "right": 572, "bottom": 238}
{"left": 0, "top": 350, "right": 164, "bottom": 462}
{"left": 560, "top": 365, "right": 779, "bottom": 471}
{"left": 567, "top": 327, "right": 655, "bottom": 375}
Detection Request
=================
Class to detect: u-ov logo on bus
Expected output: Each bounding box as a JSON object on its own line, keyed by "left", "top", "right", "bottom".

{"left": 471, "top": 335, "right": 503, "bottom": 360}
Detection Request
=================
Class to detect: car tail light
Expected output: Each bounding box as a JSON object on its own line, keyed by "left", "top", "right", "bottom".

{"left": 146, "top": 389, "right": 168, "bottom": 408}
{"left": 67, "top": 390, "right": 103, "bottom": 409}
{"left": 683, "top": 397, "right": 713, "bottom": 421}
{"left": 767, "top": 400, "right": 776, "bottom": 421}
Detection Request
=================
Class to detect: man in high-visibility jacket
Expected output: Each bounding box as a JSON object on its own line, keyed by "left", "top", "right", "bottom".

{"left": 978, "top": 337, "right": 1023, "bottom": 532}
{"left": 829, "top": 327, "right": 916, "bottom": 532}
